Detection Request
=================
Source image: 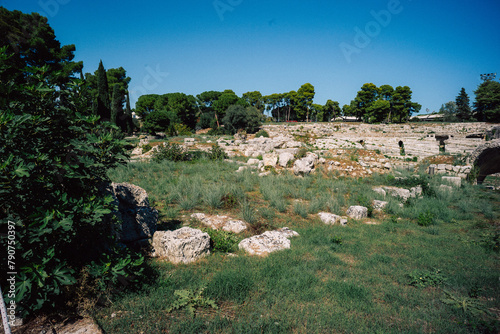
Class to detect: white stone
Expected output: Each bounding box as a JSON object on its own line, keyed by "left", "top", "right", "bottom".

{"left": 263, "top": 152, "right": 279, "bottom": 167}
{"left": 190, "top": 213, "right": 248, "bottom": 234}
{"left": 238, "top": 228, "right": 299, "bottom": 256}
{"left": 317, "top": 212, "right": 348, "bottom": 226}
{"left": 346, "top": 206, "right": 368, "bottom": 219}
{"left": 247, "top": 158, "right": 260, "bottom": 165}
{"left": 152, "top": 227, "right": 210, "bottom": 264}
{"left": 372, "top": 200, "right": 388, "bottom": 211}
{"left": 278, "top": 152, "right": 295, "bottom": 167}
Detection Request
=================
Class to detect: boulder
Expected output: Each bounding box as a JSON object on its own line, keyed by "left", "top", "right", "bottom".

{"left": 293, "top": 153, "right": 318, "bottom": 175}
{"left": 317, "top": 212, "right": 348, "bottom": 226}
{"left": 346, "top": 206, "right": 368, "bottom": 219}
{"left": 152, "top": 227, "right": 210, "bottom": 264}
{"left": 278, "top": 152, "right": 295, "bottom": 167}
{"left": 238, "top": 227, "right": 299, "bottom": 256}
{"left": 110, "top": 183, "right": 158, "bottom": 244}
{"left": 263, "top": 152, "right": 279, "bottom": 167}
{"left": 372, "top": 200, "right": 388, "bottom": 211}
{"left": 190, "top": 213, "right": 248, "bottom": 234}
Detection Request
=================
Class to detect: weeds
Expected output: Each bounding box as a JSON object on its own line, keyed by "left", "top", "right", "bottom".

{"left": 408, "top": 269, "right": 446, "bottom": 287}
{"left": 167, "top": 286, "right": 218, "bottom": 318}
{"left": 203, "top": 228, "right": 240, "bottom": 253}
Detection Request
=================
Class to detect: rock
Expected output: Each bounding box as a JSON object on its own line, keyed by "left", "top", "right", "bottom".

{"left": 278, "top": 152, "right": 295, "bottom": 167}
{"left": 110, "top": 183, "right": 158, "bottom": 244}
{"left": 293, "top": 153, "right": 318, "bottom": 175}
{"left": 190, "top": 213, "right": 248, "bottom": 234}
{"left": 410, "top": 185, "right": 423, "bottom": 197}
{"left": 238, "top": 227, "right": 299, "bottom": 256}
{"left": 317, "top": 212, "right": 348, "bottom": 226}
{"left": 382, "top": 186, "right": 411, "bottom": 202}
{"left": 442, "top": 176, "right": 461, "bottom": 187}
{"left": 346, "top": 206, "right": 368, "bottom": 219}
{"left": 384, "top": 162, "right": 392, "bottom": 169}
{"left": 131, "top": 146, "right": 143, "bottom": 155}
{"left": 373, "top": 187, "right": 386, "bottom": 197}
{"left": 263, "top": 152, "right": 278, "bottom": 167}
{"left": 247, "top": 158, "right": 260, "bottom": 165}
{"left": 372, "top": 200, "right": 388, "bottom": 211}
{"left": 439, "top": 184, "right": 454, "bottom": 193}
{"left": 152, "top": 227, "right": 210, "bottom": 264}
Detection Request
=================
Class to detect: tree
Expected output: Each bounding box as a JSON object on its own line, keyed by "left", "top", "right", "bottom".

{"left": 96, "top": 60, "right": 111, "bottom": 121}
{"left": 135, "top": 94, "right": 159, "bottom": 118}
{"left": 379, "top": 84, "right": 394, "bottom": 122}
{"left": 392, "top": 86, "right": 420, "bottom": 122}
{"left": 242, "top": 91, "right": 264, "bottom": 112}
{"left": 296, "top": 83, "right": 315, "bottom": 121}
{"left": 455, "top": 88, "right": 472, "bottom": 122}
{"left": 142, "top": 110, "right": 172, "bottom": 135}
{"left": 212, "top": 90, "right": 246, "bottom": 127}
{"left": 352, "top": 83, "right": 380, "bottom": 121}
{"left": 474, "top": 80, "right": 500, "bottom": 122}
{"left": 439, "top": 101, "right": 457, "bottom": 122}
{"left": 222, "top": 105, "right": 262, "bottom": 134}
{"left": 110, "top": 84, "right": 123, "bottom": 125}
{"left": 311, "top": 104, "right": 324, "bottom": 122}
{"left": 324, "top": 100, "right": 341, "bottom": 121}
{"left": 0, "top": 8, "right": 83, "bottom": 103}
{"left": 154, "top": 93, "right": 197, "bottom": 129}
{"left": 365, "top": 100, "right": 390, "bottom": 123}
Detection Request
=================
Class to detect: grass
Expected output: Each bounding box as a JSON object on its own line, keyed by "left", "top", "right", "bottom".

{"left": 101, "top": 159, "right": 500, "bottom": 333}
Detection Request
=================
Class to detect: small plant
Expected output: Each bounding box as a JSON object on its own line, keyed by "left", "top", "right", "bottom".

{"left": 331, "top": 236, "right": 343, "bottom": 245}
{"left": 167, "top": 286, "right": 218, "bottom": 318}
{"left": 174, "top": 123, "right": 192, "bottom": 136}
{"left": 203, "top": 228, "right": 240, "bottom": 253}
{"left": 152, "top": 142, "right": 190, "bottom": 162}
{"left": 255, "top": 129, "right": 269, "bottom": 137}
{"left": 141, "top": 143, "right": 152, "bottom": 154}
{"left": 208, "top": 143, "right": 228, "bottom": 160}
{"left": 417, "top": 210, "right": 435, "bottom": 226}
{"left": 441, "top": 289, "right": 492, "bottom": 318}
{"left": 241, "top": 201, "right": 257, "bottom": 224}
{"left": 479, "top": 231, "right": 499, "bottom": 252}
{"left": 408, "top": 269, "right": 446, "bottom": 288}
{"left": 295, "top": 147, "right": 308, "bottom": 159}
{"left": 293, "top": 202, "right": 308, "bottom": 218}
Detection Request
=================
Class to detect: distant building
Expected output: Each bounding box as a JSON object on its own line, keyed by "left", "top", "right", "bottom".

{"left": 411, "top": 114, "right": 444, "bottom": 121}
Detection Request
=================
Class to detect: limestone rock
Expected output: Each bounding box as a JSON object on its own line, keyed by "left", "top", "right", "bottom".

{"left": 110, "top": 183, "right": 158, "bottom": 243}
{"left": 372, "top": 200, "right": 388, "bottom": 211}
{"left": 278, "top": 152, "right": 294, "bottom": 167}
{"left": 293, "top": 152, "right": 318, "bottom": 175}
{"left": 346, "top": 206, "right": 368, "bottom": 219}
{"left": 317, "top": 212, "right": 348, "bottom": 226}
{"left": 152, "top": 227, "right": 210, "bottom": 264}
{"left": 191, "top": 213, "right": 248, "bottom": 233}
{"left": 238, "top": 227, "right": 299, "bottom": 256}
{"left": 263, "top": 152, "right": 278, "bottom": 167}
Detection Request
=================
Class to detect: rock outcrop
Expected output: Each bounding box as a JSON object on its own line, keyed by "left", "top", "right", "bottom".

{"left": 238, "top": 227, "right": 299, "bottom": 256}
{"left": 190, "top": 213, "right": 248, "bottom": 233}
{"left": 152, "top": 227, "right": 210, "bottom": 264}
{"left": 317, "top": 212, "right": 348, "bottom": 226}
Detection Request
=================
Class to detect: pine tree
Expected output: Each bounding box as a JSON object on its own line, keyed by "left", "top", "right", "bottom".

{"left": 455, "top": 88, "right": 472, "bottom": 122}
{"left": 96, "top": 60, "right": 111, "bottom": 121}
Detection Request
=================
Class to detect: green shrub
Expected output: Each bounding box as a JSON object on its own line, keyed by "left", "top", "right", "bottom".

{"left": 174, "top": 123, "right": 192, "bottom": 136}
{"left": 417, "top": 210, "right": 435, "bottom": 226}
{"left": 152, "top": 142, "right": 190, "bottom": 162}
{"left": 203, "top": 229, "right": 240, "bottom": 253}
{"left": 141, "top": 143, "right": 152, "bottom": 154}
{"left": 255, "top": 129, "right": 269, "bottom": 137}
{"left": 295, "top": 147, "right": 308, "bottom": 159}
{"left": 167, "top": 286, "right": 218, "bottom": 318}
{"left": 222, "top": 105, "right": 262, "bottom": 134}
{"left": 208, "top": 143, "right": 228, "bottom": 160}
{"left": 408, "top": 269, "right": 446, "bottom": 287}
{"left": 142, "top": 110, "right": 172, "bottom": 135}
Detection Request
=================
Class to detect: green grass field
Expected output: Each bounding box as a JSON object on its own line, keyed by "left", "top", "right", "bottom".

{"left": 95, "top": 159, "right": 499, "bottom": 333}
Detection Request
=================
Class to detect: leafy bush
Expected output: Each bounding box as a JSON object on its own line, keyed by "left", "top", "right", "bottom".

{"left": 174, "top": 123, "right": 192, "bottom": 136}
{"left": 141, "top": 143, "right": 152, "bottom": 154}
{"left": 417, "top": 210, "right": 435, "bottom": 226}
{"left": 208, "top": 143, "right": 228, "bottom": 160}
{"left": 0, "top": 59, "right": 131, "bottom": 315}
{"left": 255, "top": 129, "right": 269, "bottom": 137}
{"left": 167, "top": 286, "right": 218, "bottom": 318}
{"left": 152, "top": 142, "right": 190, "bottom": 162}
{"left": 203, "top": 229, "right": 240, "bottom": 253}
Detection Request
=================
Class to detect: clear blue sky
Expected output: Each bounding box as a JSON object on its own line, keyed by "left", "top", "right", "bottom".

{"left": 3, "top": 0, "right": 500, "bottom": 114}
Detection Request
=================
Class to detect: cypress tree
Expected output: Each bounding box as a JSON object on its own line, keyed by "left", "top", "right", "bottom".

{"left": 96, "top": 60, "right": 111, "bottom": 121}
{"left": 110, "top": 84, "right": 122, "bottom": 125}
{"left": 455, "top": 87, "right": 472, "bottom": 122}
{"left": 125, "top": 92, "right": 134, "bottom": 134}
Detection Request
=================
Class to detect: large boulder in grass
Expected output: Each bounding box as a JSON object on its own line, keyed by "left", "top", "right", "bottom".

{"left": 293, "top": 153, "right": 318, "bottom": 175}
{"left": 152, "top": 227, "right": 210, "bottom": 264}
{"left": 346, "top": 206, "right": 368, "bottom": 219}
{"left": 318, "top": 212, "right": 348, "bottom": 226}
{"left": 110, "top": 182, "right": 158, "bottom": 244}
{"left": 238, "top": 227, "right": 299, "bottom": 256}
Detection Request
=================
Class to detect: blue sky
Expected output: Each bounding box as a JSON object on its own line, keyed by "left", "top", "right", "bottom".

{"left": 3, "top": 0, "right": 500, "bottom": 114}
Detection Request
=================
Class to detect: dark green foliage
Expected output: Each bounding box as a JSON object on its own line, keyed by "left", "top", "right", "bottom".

{"left": 255, "top": 129, "right": 269, "bottom": 137}
{"left": 152, "top": 143, "right": 190, "bottom": 162}
{"left": 222, "top": 105, "right": 262, "bottom": 134}
{"left": 96, "top": 60, "right": 111, "bottom": 121}
{"left": 456, "top": 87, "right": 472, "bottom": 122}
{"left": 417, "top": 210, "right": 435, "bottom": 226}
{"left": 479, "top": 230, "right": 499, "bottom": 253}
{"left": 197, "top": 111, "right": 216, "bottom": 129}
{"left": 203, "top": 229, "right": 240, "bottom": 253}
{"left": 474, "top": 80, "right": 500, "bottom": 122}
{"left": 408, "top": 269, "right": 446, "bottom": 287}
{"left": 0, "top": 52, "right": 129, "bottom": 315}
{"left": 142, "top": 110, "right": 172, "bottom": 135}
{"left": 110, "top": 83, "right": 123, "bottom": 125}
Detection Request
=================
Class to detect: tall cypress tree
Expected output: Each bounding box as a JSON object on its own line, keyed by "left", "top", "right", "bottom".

{"left": 96, "top": 60, "right": 111, "bottom": 121}
{"left": 455, "top": 87, "right": 472, "bottom": 122}
{"left": 110, "top": 84, "right": 122, "bottom": 125}
{"left": 125, "top": 92, "right": 134, "bottom": 134}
